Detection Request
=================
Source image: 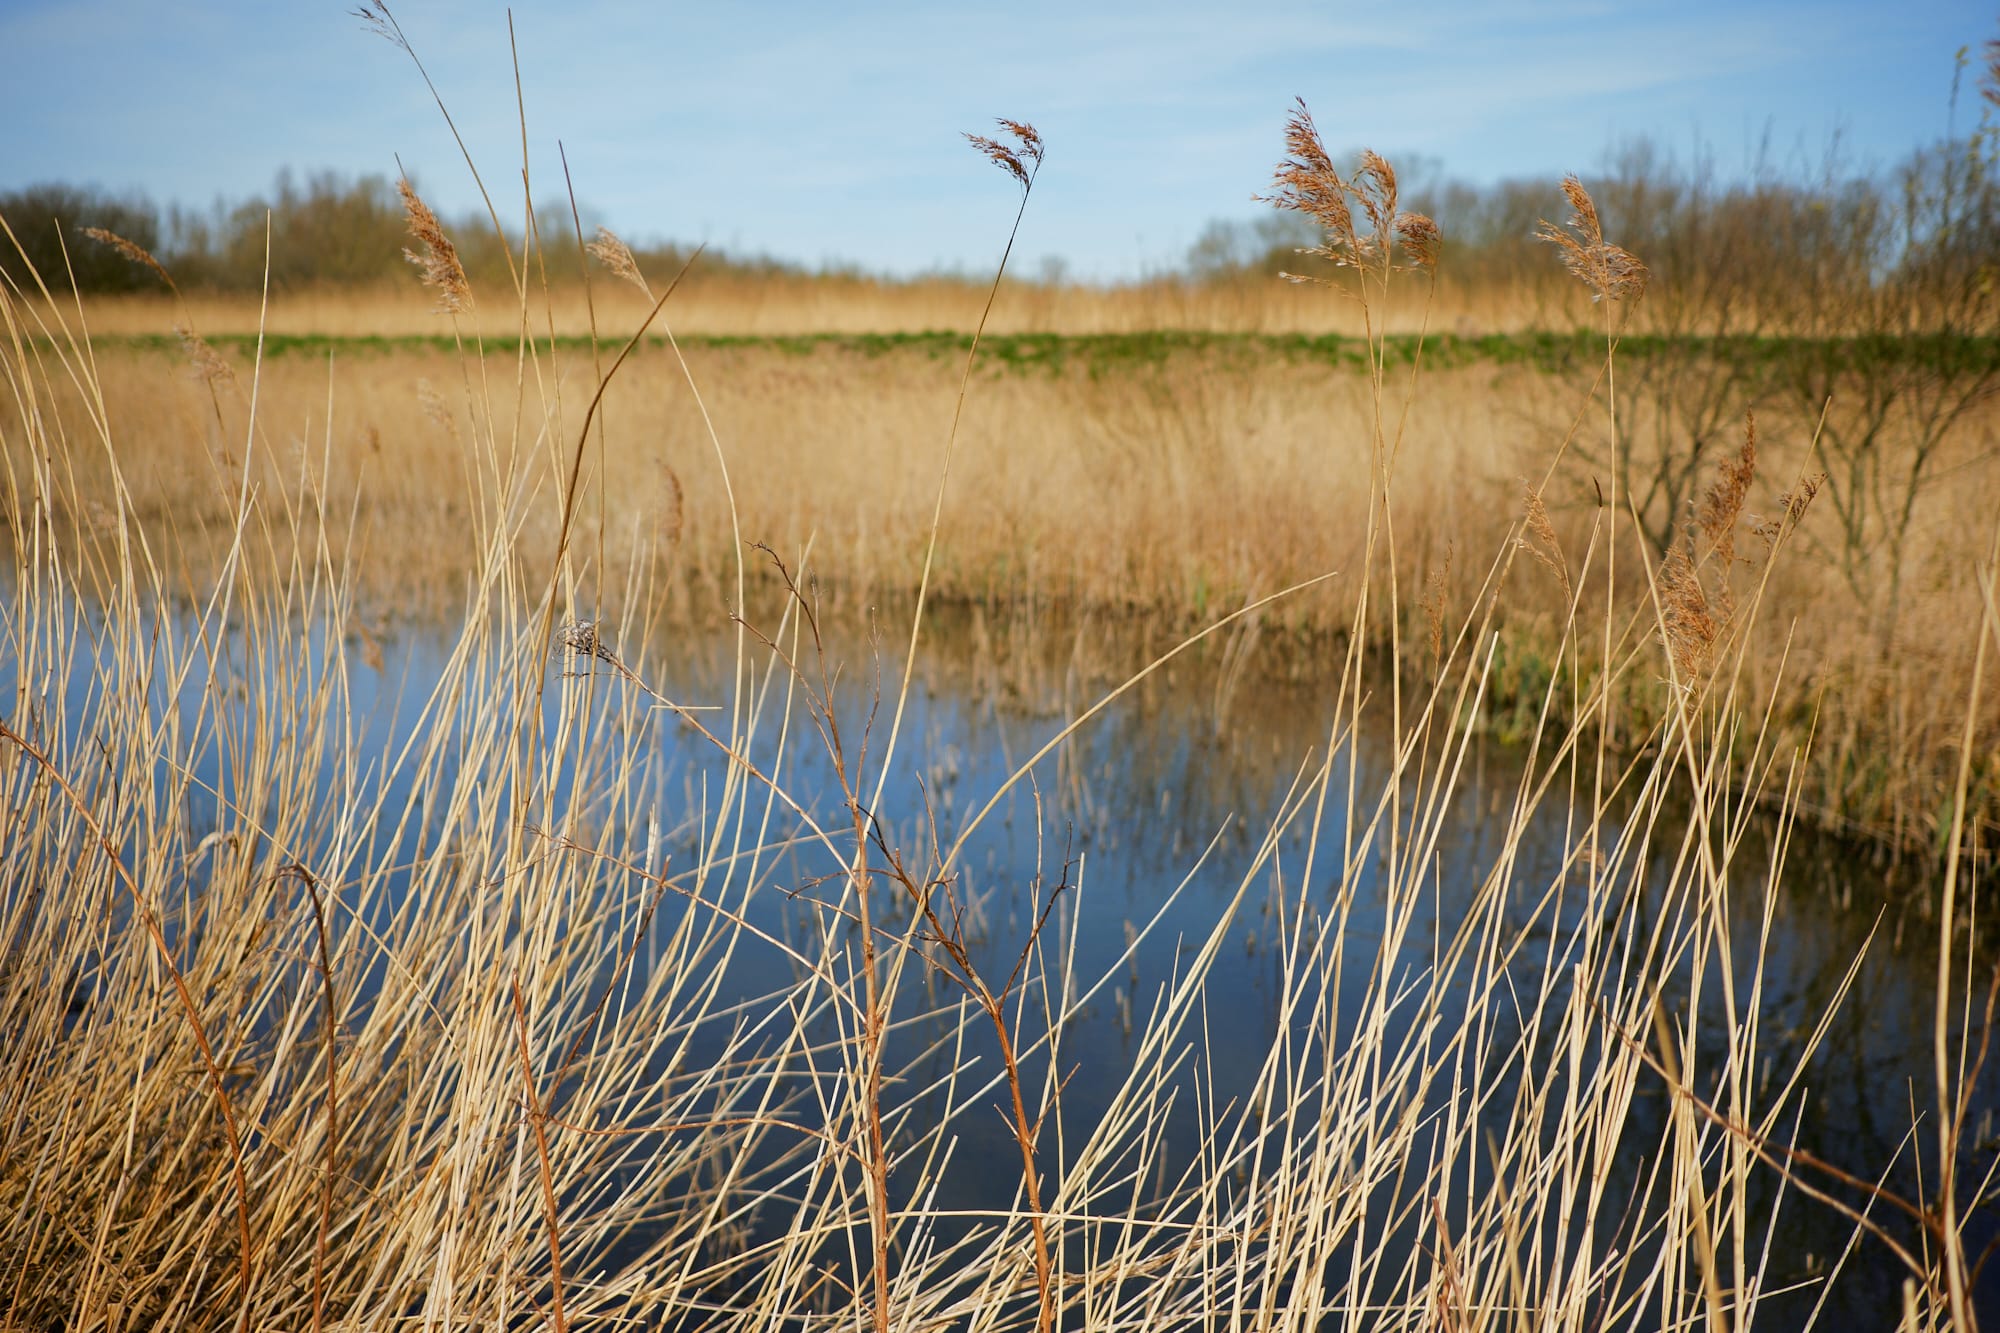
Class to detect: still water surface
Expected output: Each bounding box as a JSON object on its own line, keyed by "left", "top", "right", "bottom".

{"left": 24, "top": 595, "right": 1997, "bottom": 1325}
{"left": 519, "top": 609, "right": 2000, "bottom": 1323}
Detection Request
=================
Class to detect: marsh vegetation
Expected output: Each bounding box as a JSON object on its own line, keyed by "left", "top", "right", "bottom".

{"left": 2, "top": 21, "right": 1999, "bottom": 1332}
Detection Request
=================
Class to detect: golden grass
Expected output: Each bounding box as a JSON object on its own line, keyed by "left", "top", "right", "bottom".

{"left": 0, "top": 337, "right": 1547, "bottom": 628}
{"left": 68, "top": 270, "right": 1573, "bottom": 340}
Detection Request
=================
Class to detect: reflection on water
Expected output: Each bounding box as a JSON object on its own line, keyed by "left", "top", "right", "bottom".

{"left": 13, "top": 590, "right": 1996, "bottom": 1326}
{"left": 412, "top": 600, "right": 2000, "bottom": 1323}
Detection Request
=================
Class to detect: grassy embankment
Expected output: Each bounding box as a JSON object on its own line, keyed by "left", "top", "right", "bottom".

{"left": 31, "top": 281, "right": 2000, "bottom": 853}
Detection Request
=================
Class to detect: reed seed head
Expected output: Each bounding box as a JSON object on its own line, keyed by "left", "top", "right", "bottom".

{"left": 352, "top": 3, "right": 410, "bottom": 52}
{"left": 658, "top": 464, "right": 685, "bottom": 552}
{"left": 966, "top": 118, "right": 1044, "bottom": 191}
{"left": 1263, "top": 102, "right": 1443, "bottom": 278}
{"left": 1422, "top": 545, "right": 1453, "bottom": 663}
{"left": 1696, "top": 414, "right": 1756, "bottom": 585}
{"left": 1353, "top": 150, "right": 1398, "bottom": 237}
{"left": 1395, "top": 213, "right": 1443, "bottom": 269}
{"left": 415, "top": 377, "right": 458, "bottom": 442}
{"left": 81, "top": 227, "right": 176, "bottom": 292}
{"left": 995, "top": 119, "right": 1044, "bottom": 163}
{"left": 586, "top": 226, "right": 653, "bottom": 299}
{"left": 1753, "top": 472, "right": 1826, "bottom": 547}
{"left": 1536, "top": 175, "right": 1648, "bottom": 303}
{"left": 173, "top": 321, "right": 234, "bottom": 387}
{"left": 1661, "top": 540, "right": 1718, "bottom": 680}
{"left": 1262, "top": 99, "right": 1356, "bottom": 254}
{"left": 397, "top": 179, "right": 471, "bottom": 315}
{"left": 1517, "top": 481, "right": 1571, "bottom": 602}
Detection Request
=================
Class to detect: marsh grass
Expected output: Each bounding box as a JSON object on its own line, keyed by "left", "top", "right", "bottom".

{"left": 3, "top": 41, "right": 2000, "bottom": 1333}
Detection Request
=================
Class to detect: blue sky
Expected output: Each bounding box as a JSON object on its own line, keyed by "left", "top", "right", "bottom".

{"left": 1, "top": 1, "right": 1992, "bottom": 279}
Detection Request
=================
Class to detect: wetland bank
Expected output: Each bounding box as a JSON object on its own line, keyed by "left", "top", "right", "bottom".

{"left": 5, "top": 38, "right": 2000, "bottom": 1333}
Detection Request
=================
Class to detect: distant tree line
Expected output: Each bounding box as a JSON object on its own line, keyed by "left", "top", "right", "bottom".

{"left": 0, "top": 168, "right": 790, "bottom": 294}
{"left": 1185, "top": 131, "right": 2000, "bottom": 333}
{"left": 5, "top": 124, "right": 1994, "bottom": 327}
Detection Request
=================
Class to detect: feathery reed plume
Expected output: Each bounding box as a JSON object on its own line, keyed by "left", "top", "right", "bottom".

{"left": 997, "top": 118, "right": 1043, "bottom": 161}
{"left": 174, "top": 321, "right": 235, "bottom": 387}
{"left": 1352, "top": 149, "right": 1398, "bottom": 239}
{"left": 1395, "top": 212, "right": 1444, "bottom": 269}
{"left": 965, "top": 118, "right": 1044, "bottom": 190}
{"left": 586, "top": 225, "right": 653, "bottom": 298}
{"left": 1423, "top": 544, "right": 1453, "bottom": 663}
{"left": 1696, "top": 414, "right": 1757, "bottom": 608}
{"left": 396, "top": 178, "right": 471, "bottom": 314}
{"left": 1261, "top": 101, "right": 1442, "bottom": 279}
{"left": 1262, "top": 99, "right": 1355, "bottom": 253}
{"left": 1660, "top": 429, "right": 1760, "bottom": 676}
{"left": 1518, "top": 482, "right": 1571, "bottom": 602}
{"left": 658, "top": 463, "right": 685, "bottom": 552}
{"left": 1536, "top": 175, "right": 1648, "bottom": 303}
{"left": 414, "top": 377, "right": 458, "bottom": 441}
{"left": 81, "top": 238, "right": 234, "bottom": 392}
{"left": 351, "top": 2, "right": 410, "bottom": 52}
{"left": 1752, "top": 472, "right": 1827, "bottom": 547}
{"left": 1661, "top": 539, "right": 1718, "bottom": 680}
{"left": 1984, "top": 34, "right": 1999, "bottom": 108}
{"left": 81, "top": 227, "right": 176, "bottom": 292}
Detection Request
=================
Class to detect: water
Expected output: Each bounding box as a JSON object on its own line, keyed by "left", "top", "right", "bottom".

{"left": 532, "top": 606, "right": 2000, "bottom": 1323}
{"left": 7, "top": 589, "right": 1995, "bottom": 1326}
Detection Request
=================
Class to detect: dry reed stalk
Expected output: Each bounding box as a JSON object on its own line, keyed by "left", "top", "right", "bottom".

{"left": 1649, "top": 999, "right": 1731, "bottom": 1333}
{"left": 274, "top": 863, "right": 341, "bottom": 1333}
{"left": 510, "top": 978, "right": 569, "bottom": 1333}
{"left": 0, "top": 717, "right": 260, "bottom": 1333}
{"left": 866, "top": 776, "right": 1067, "bottom": 1333}
{"left": 848, "top": 135, "right": 1056, "bottom": 1332}
{"left": 1928, "top": 523, "right": 2000, "bottom": 1332}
